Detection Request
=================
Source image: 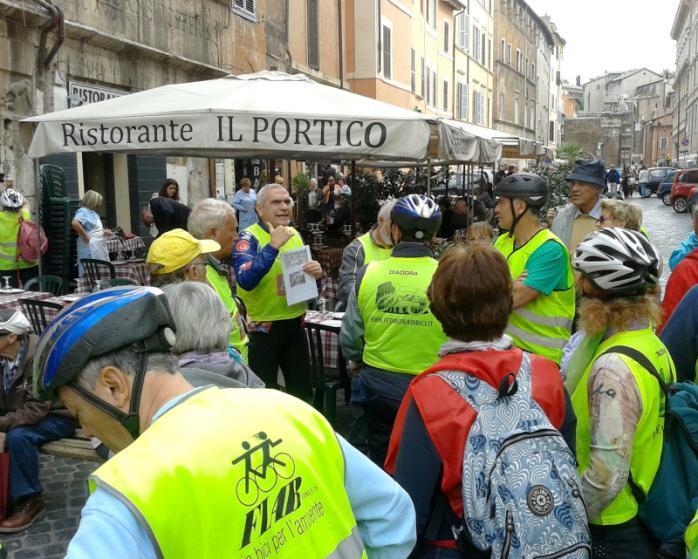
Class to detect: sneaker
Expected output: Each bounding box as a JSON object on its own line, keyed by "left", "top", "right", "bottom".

{"left": 0, "top": 495, "right": 46, "bottom": 533}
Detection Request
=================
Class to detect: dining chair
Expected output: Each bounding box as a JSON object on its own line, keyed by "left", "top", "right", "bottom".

{"left": 80, "top": 259, "right": 116, "bottom": 291}
{"left": 23, "top": 275, "right": 65, "bottom": 296}
{"left": 19, "top": 298, "right": 64, "bottom": 335}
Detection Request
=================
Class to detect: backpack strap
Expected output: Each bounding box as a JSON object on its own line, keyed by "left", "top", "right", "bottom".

{"left": 599, "top": 344, "right": 674, "bottom": 503}
{"left": 600, "top": 345, "right": 671, "bottom": 395}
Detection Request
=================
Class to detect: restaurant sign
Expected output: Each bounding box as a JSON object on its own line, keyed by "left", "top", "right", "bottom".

{"left": 67, "top": 81, "right": 128, "bottom": 108}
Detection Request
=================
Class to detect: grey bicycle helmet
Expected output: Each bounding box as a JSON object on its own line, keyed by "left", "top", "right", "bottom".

{"left": 573, "top": 228, "right": 659, "bottom": 296}
{"left": 391, "top": 194, "right": 442, "bottom": 240}
{"left": 494, "top": 173, "right": 549, "bottom": 207}
{"left": 0, "top": 188, "right": 24, "bottom": 210}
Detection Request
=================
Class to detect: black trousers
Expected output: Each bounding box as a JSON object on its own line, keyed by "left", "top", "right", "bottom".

{"left": 359, "top": 365, "right": 414, "bottom": 467}
{"left": 590, "top": 517, "right": 658, "bottom": 559}
{"left": 248, "top": 317, "right": 312, "bottom": 401}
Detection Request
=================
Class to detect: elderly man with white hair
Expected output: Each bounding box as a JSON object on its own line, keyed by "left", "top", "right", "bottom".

{"left": 337, "top": 199, "right": 395, "bottom": 309}
{"left": 161, "top": 282, "right": 264, "bottom": 388}
{"left": 302, "top": 177, "right": 322, "bottom": 223}
{"left": 188, "top": 198, "right": 249, "bottom": 363}
{"left": 233, "top": 183, "right": 323, "bottom": 400}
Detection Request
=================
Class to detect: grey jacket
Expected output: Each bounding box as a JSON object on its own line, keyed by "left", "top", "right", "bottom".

{"left": 550, "top": 197, "right": 603, "bottom": 251}
{"left": 337, "top": 237, "right": 368, "bottom": 309}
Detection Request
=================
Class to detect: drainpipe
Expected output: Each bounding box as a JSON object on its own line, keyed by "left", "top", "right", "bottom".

{"left": 285, "top": 0, "right": 293, "bottom": 71}
{"left": 377, "top": 0, "right": 382, "bottom": 75}
{"left": 452, "top": 4, "right": 465, "bottom": 118}
{"left": 35, "top": 0, "right": 64, "bottom": 70}
{"left": 338, "top": 0, "right": 344, "bottom": 87}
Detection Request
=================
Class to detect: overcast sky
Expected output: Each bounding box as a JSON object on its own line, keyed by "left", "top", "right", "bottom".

{"left": 525, "top": 0, "right": 679, "bottom": 84}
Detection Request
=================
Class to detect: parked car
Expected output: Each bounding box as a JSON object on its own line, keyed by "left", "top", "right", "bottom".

{"left": 688, "top": 186, "right": 698, "bottom": 215}
{"left": 658, "top": 170, "right": 679, "bottom": 206}
{"left": 643, "top": 167, "right": 677, "bottom": 198}
{"left": 670, "top": 168, "right": 698, "bottom": 213}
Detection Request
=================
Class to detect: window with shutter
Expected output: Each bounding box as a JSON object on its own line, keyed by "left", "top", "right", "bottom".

{"left": 458, "top": 83, "right": 468, "bottom": 120}
{"left": 233, "top": 0, "right": 255, "bottom": 18}
{"left": 431, "top": 70, "right": 437, "bottom": 107}
{"left": 411, "top": 49, "right": 416, "bottom": 93}
{"left": 307, "top": 0, "right": 319, "bottom": 70}
{"left": 480, "top": 28, "right": 485, "bottom": 63}
{"left": 444, "top": 21, "right": 449, "bottom": 53}
{"left": 421, "top": 57, "right": 425, "bottom": 98}
{"left": 382, "top": 23, "right": 392, "bottom": 79}
{"left": 443, "top": 80, "right": 448, "bottom": 112}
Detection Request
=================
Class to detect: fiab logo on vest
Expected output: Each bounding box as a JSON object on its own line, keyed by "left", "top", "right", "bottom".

{"left": 233, "top": 431, "right": 326, "bottom": 557}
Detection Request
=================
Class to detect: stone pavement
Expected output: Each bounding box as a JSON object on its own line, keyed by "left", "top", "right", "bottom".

{"left": 0, "top": 455, "right": 96, "bottom": 558}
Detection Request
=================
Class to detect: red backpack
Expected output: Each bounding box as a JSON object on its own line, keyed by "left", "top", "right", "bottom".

{"left": 17, "top": 214, "right": 48, "bottom": 262}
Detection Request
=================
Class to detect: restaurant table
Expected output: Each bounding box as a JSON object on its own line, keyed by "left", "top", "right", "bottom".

{"left": 104, "top": 233, "right": 146, "bottom": 257}
{"left": 39, "top": 293, "right": 82, "bottom": 324}
{"left": 0, "top": 289, "right": 54, "bottom": 311}
{"left": 304, "top": 310, "right": 344, "bottom": 370}
{"left": 76, "top": 259, "right": 149, "bottom": 294}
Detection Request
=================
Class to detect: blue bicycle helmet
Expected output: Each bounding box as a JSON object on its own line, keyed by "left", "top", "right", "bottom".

{"left": 391, "top": 194, "right": 442, "bottom": 240}
{"left": 34, "top": 287, "right": 176, "bottom": 437}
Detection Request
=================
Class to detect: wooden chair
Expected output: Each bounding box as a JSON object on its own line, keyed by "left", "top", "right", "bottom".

{"left": 19, "top": 298, "right": 64, "bottom": 335}
{"left": 303, "top": 322, "right": 350, "bottom": 425}
{"left": 80, "top": 258, "right": 116, "bottom": 291}
{"left": 23, "top": 275, "right": 65, "bottom": 296}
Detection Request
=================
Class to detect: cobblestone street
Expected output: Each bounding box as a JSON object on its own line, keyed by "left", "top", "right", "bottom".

{"left": 0, "top": 195, "right": 692, "bottom": 558}
{"left": 629, "top": 195, "right": 692, "bottom": 288}
{"left": 0, "top": 455, "right": 95, "bottom": 558}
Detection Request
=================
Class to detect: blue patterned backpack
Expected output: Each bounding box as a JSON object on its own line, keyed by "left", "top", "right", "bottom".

{"left": 435, "top": 353, "right": 591, "bottom": 558}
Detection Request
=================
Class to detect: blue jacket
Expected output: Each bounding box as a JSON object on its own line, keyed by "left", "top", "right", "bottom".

{"left": 232, "top": 225, "right": 280, "bottom": 291}
{"left": 660, "top": 284, "right": 698, "bottom": 383}
{"left": 605, "top": 169, "right": 620, "bottom": 183}
{"left": 669, "top": 232, "right": 698, "bottom": 270}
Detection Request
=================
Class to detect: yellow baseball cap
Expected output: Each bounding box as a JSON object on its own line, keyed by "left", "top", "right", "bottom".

{"left": 147, "top": 229, "right": 220, "bottom": 275}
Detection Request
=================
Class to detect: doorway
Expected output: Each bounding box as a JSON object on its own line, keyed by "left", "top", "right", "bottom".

{"left": 81, "top": 153, "right": 116, "bottom": 227}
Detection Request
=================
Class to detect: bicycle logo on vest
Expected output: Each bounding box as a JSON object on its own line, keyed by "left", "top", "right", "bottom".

{"left": 375, "top": 281, "right": 430, "bottom": 315}
{"left": 233, "top": 431, "right": 302, "bottom": 550}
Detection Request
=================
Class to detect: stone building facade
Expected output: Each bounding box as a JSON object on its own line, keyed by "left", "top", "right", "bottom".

{"left": 1, "top": 0, "right": 344, "bottom": 233}
{"left": 671, "top": 0, "right": 698, "bottom": 164}
{"left": 492, "top": 0, "right": 553, "bottom": 149}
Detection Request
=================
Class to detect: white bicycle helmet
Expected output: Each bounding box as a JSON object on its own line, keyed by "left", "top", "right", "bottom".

{"left": 0, "top": 188, "right": 24, "bottom": 210}
{"left": 573, "top": 227, "right": 659, "bottom": 296}
{"left": 0, "top": 309, "right": 31, "bottom": 335}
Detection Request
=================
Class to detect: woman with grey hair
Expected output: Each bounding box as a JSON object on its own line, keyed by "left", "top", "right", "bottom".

{"left": 72, "top": 190, "right": 109, "bottom": 276}
{"left": 161, "top": 282, "right": 263, "bottom": 388}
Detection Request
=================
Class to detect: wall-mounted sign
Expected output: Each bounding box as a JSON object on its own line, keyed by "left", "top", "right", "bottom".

{"left": 67, "top": 81, "right": 128, "bottom": 108}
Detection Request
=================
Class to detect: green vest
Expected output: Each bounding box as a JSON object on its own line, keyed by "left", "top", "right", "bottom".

{"left": 237, "top": 223, "right": 307, "bottom": 322}
{"left": 358, "top": 255, "right": 447, "bottom": 375}
{"left": 494, "top": 229, "right": 575, "bottom": 364}
{"left": 90, "top": 387, "right": 367, "bottom": 559}
{"left": 206, "top": 263, "right": 249, "bottom": 364}
{"left": 0, "top": 209, "right": 35, "bottom": 271}
{"left": 572, "top": 328, "right": 676, "bottom": 526}
{"left": 687, "top": 511, "right": 698, "bottom": 558}
{"left": 357, "top": 232, "right": 392, "bottom": 266}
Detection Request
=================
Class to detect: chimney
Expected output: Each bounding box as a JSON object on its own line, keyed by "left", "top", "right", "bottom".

{"left": 576, "top": 75, "right": 581, "bottom": 86}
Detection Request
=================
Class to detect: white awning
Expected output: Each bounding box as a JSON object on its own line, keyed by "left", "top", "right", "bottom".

{"left": 24, "top": 71, "right": 433, "bottom": 162}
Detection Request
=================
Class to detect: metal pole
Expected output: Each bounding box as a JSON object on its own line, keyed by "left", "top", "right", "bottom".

{"left": 426, "top": 158, "right": 431, "bottom": 196}
{"left": 34, "top": 158, "right": 43, "bottom": 277}
{"left": 350, "top": 160, "right": 357, "bottom": 238}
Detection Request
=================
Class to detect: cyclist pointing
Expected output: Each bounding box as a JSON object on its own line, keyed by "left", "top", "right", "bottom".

{"left": 33, "top": 287, "right": 416, "bottom": 558}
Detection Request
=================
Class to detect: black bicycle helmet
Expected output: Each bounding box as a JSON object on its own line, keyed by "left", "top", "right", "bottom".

{"left": 494, "top": 172, "right": 549, "bottom": 207}
{"left": 34, "top": 286, "right": 176, "bottom": 437}
{"left": 391, "top": 194, "right": 442, "bottom": 240}
{"left": 573, "top": 228, "right": 659, "bottom": 296}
